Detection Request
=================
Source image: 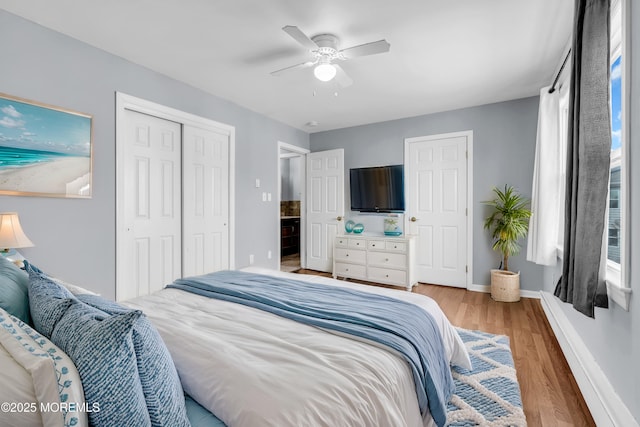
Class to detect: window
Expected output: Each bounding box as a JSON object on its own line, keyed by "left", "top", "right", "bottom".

{"left": 608, "top": 229, "right": 619, "bottom": 247}
{"left": 605, "top": 0, "right": 631, "bottom": 309}
{"left": 609, "top": 187, "right": 619, "bottom": 209}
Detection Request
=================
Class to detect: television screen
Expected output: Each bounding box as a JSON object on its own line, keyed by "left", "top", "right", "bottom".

{"left": 350, "top": 165, "right": 405, "bottom": 212}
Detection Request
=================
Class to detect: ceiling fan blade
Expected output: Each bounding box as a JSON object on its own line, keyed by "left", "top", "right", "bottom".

{"left": 282, "top": 25, "right": 318, "bottom": 50}
{"left": 271, "top": 60, "right": 315, "bottom": 76}
{"left": 340, "top": 39, "right": 390, "bottom": 59}
{"left": 333, "top": 64, "right": 353, "bottom": 87}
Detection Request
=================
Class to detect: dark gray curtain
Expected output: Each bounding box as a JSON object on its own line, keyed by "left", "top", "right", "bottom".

{"left": 555, "top": 0, "right": 611, "bottom": 318}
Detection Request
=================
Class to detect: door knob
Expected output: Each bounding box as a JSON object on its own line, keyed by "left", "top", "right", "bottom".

{"left": 410, "top": 216, "right": 418, "bottom": 222}
{"left": 336, "top": 216, "right": 343, "bottom": 221}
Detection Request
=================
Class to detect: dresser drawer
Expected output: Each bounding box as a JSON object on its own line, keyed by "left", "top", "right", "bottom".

{"left": 334, "top": 247, "right": 366, "bottom": 264}
{"left": 348, "top": 238, "right": 366, "bottom": 249}
{"left": 367, "top": 251, "right": 407, "bottom": 269}
{"left": 368, "top": 266, "right": 407, "bottom": 284}
{"left": 367, "top": 240, "right": 386, "bottom": 250}
{"left": 335, "top": 237, "right": 349, "bottom": 247}
{"left": 385, "top": 241, "right": 407, "bottom": 252}
{"left": 334, "top": 262, "right": 367, "bottom": 279}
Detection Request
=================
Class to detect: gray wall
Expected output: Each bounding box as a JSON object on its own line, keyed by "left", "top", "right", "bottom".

{"left": 0, "top": 11, "right": 309, "bottom": 299}
{"left": 280, "top": 157, "right": 302, "bottom": 201}
{"left": 538, "top": 2, "right": 639, "bottom": 420}
{"left": 310, "top": 97, "right": 543, "bottom": 290}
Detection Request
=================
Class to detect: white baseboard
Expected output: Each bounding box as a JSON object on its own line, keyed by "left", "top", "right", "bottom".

{"left": 467, "top": 283, "right": 540, "bottom": 299}
{"left": 540, "top": 291, "right": 639, "bottom": 427}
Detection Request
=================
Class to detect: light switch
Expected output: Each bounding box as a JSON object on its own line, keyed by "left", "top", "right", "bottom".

{"left": 255, "top": 179, "right": 261, "bottom": 188}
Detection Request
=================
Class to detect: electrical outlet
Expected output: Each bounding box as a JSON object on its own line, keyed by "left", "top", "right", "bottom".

{"left": 262, "top": 192, "right": 267, "bottom": 201}
{"left": 249, "top": 254, "right": 254, "bottom": 264}
{"left": 267, "top": 192, "right": 272, "bottom": 202}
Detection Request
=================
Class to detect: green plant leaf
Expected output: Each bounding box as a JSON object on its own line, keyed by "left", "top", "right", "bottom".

{"left": 483, "top": 185, "right": 532, "bottom": 270}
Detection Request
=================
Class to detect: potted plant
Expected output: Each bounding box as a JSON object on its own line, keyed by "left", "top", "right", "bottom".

{"left": 483, "top": 185, "right": 531, "bottom": 302}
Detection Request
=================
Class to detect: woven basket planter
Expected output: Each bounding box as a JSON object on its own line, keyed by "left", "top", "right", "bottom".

{"left": 490, "top": 269, "right": 520, "bottom": 302}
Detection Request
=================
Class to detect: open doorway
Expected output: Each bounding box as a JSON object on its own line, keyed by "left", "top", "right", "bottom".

{"left": 279, "top": 143, "right": 307, "bottom": 272}
{"left": 278, "top": 142, "right": 309, "bottom": 272}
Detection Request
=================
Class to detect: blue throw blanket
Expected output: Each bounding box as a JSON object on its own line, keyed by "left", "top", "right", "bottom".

{"left": 168, "top": 270, "right": 454, "bottom": 426}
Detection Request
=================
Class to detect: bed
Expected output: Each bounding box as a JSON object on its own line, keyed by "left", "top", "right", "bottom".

{"left": 0, "top": 256, "right": 470, "bottom": 427}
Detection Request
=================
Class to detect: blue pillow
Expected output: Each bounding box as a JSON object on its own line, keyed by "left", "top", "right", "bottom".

{"left": 0, "top": 256, "right": 30, "bottom": 324}
{"left": 51, "top": 301, "right": 151, "bottom": 427}
{"left": 78, "top": 294, "right": 190, "bottom": 427}
{"left": 25, "top": 261, "right": 75, "bottom": 338}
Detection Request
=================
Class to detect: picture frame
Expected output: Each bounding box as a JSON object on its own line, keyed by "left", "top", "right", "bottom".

{"left": 0, "top": 92, "right": 93, "bottom": 198}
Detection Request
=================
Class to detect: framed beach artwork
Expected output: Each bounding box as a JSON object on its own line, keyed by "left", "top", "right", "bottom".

{"left": 0, "top": 92, "right": 92, "bottom": 198}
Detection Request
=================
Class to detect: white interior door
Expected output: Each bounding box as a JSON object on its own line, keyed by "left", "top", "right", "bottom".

{"left": 182, "top": 125, "right": 230, "bottom": 277}
{"left": 120, "top": 110, "right": 182, "bottom": 300}
{"left": 306, "top": 149, "right": 344, "bottom": 272}
{"left": 405, "top": 131, "right": 471, "bottom": 288}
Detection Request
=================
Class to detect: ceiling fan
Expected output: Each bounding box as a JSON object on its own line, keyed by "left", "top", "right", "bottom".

{"left": 271, "top": 25, "right": 390, "bottom": 87}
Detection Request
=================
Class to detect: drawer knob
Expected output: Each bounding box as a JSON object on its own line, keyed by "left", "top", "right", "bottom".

{"left": 385, "top": 274, "right": 389, "bottom": 277}
{"left": 372, "top": 244, "right": 376, "bottom": 247}
{"left": 385, "top": 258, "right": 389, "bottom": 262}
{"left": 346, "top": 268, "right": 349, "bottom": 271}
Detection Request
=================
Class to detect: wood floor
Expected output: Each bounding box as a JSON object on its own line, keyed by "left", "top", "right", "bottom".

{"left": 296, "top": 269, "right": 595, "bottom": 427}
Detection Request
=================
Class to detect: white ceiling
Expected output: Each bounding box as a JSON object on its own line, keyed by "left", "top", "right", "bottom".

{"left": 0, "top": 0, "right": 573, "bottom": 133}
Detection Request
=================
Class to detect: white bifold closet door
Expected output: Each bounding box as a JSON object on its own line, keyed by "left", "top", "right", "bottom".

{"left": 118, "top": 108, "right": 231, "bottom": 301}
{"left": 121, "top": 110, "right": 182, "bottom": 300}
{"left": 182, "top": 125, "right": 230, "bottom": 277}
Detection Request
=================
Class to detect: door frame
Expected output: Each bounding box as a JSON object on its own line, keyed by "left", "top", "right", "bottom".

{"left": 404, "top": 130, "right": 473, "bottom": 289}
{"left": 115, "top": 92, "right": 236, "bottom": 297}
{"left": 277, "top": 141, "right": 309, "bottom": 269}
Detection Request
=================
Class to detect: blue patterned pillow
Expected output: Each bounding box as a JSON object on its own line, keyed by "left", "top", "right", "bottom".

{"left": 25, "top": 261, "right": 76, "bottom": 338}
{"left": 78, "top": 294, "right": 190, "bottom": 427}
{"left": 51, "top": 301, "right": 151, "bottom": 427}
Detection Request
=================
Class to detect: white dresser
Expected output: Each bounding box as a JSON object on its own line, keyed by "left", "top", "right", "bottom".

{"left": 332, "top": 235, "right": 417, "bottom": 291}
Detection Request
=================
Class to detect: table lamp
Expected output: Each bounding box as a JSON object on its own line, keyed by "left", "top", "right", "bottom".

{"left": 0, "top": 212, "right": 34, "bottom": 266}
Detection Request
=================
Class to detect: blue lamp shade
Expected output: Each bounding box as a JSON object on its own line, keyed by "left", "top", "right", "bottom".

{"left": 0, "top": 212, "right": 34, "bottom": 252}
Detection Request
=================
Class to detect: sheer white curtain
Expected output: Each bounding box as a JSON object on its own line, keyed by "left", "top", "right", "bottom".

{"left": 527, "top": 86, "right": 565, "bottom": 265}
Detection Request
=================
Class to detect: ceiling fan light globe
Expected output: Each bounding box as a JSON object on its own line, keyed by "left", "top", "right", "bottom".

{"left": 314, "top": 63, "right": 337, "bottom": 82}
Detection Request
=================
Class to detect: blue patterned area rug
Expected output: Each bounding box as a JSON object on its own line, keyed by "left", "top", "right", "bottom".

{"left": 446, "top": 328, "right": 527, "bottom": 426}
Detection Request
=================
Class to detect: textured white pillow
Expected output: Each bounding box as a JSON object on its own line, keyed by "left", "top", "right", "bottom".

{"left": 0, "top": 308, "right": 88, "bottom": 427}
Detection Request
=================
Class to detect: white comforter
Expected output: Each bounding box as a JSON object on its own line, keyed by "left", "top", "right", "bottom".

{"left": 124, "top": 268, "right": 471, "bottom": 427}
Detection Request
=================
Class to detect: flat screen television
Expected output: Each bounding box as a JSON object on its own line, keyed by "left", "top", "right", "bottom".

{"left": 350, "top": 165, "right": 405, "bottom": 212}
